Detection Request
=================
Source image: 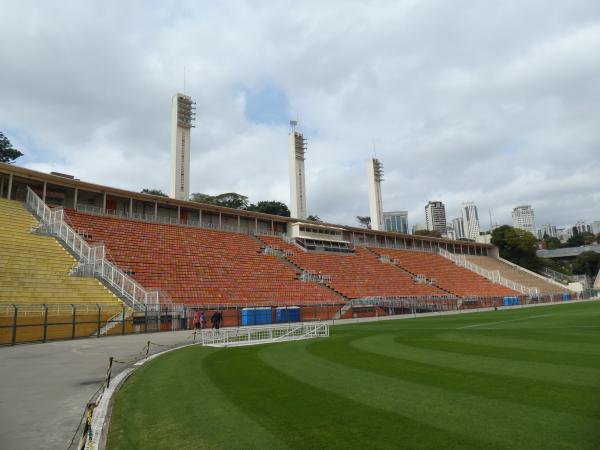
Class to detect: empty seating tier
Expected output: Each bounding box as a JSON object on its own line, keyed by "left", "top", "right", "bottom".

{"left": 465, "top": 255, "right": 567, "bottom": 294}
{"left": 370, "top": 247, "right": 518, "bottom": 298}
{"left": 0, "top": 199, "right": 123, "bottom": 306}
{"left": 259, "top": 236, "right": 448, "bottom": 299}
{"left": 64, "top": 210, "right": 341, "bottom": 306}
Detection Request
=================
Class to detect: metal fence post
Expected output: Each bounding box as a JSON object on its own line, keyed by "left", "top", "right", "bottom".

{"left": 144, "top": 305, "right": 148, "bottom": 334}
{"left": 71, "top": 304, "right": 76, "bottom": 339}
{"left": 121, "top": 305, "right": 126, "bottom": 336}
{"left": 11, "top": 304, "right": 18, "bottom": 346}
{"left": 42, "top": 304, "right": 49, "bottom": 342}
{"left": 96, "top": 304, "right": 102, "bottom": 337}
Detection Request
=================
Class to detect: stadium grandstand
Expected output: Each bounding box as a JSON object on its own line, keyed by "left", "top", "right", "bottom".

{"left": 0, "top": 162, "right": 578, "bottom": 345}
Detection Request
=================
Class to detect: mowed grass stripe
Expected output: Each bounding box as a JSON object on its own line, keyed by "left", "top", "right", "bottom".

{"left": 204, "top": 344, "right": 496, "bottom": 450}
{"left": 352, "top": 333, "right": 600, "bottom": 388}
{"left": 432, "top": 331, "right": 600, "bottom": 356}
{"left": 107, "top": 301, "right": 600, "bottom": 450}
{"left": 309, "top": 332, "right": 600, "bottom": 420}
{"left": 393, "top": 333, "right": 600, "bottom": 369}
{"left": 107, "top": 346, "right": 290, "bottom": 450}
{"left": 260, "top": 339, "right": 600, "bottom": 450}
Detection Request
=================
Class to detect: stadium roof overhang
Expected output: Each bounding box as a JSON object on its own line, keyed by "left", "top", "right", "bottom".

{"left": 0, "top": 162, "right": 493, "bottom": 250}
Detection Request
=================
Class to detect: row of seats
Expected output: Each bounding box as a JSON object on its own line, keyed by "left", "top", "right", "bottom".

{"left": 465, "top": 255, "right": 566, "bottom": 294}
{"left": 65, "top": 210, "right": 342, "bottom": 305}
{"left": 0, "top": 199, "right": 123, "bottom": 305}
{"left": 259, "top": 236, "right": 448, "bottom": 299}
{"left": 370, "top": 247, "right": 518, "bottom": 297}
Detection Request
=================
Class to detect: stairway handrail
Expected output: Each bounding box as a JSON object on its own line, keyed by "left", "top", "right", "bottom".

{"left": 437, "top": 248, "right": 539, "bottom": 296}
{"left": 495, "top": 256, "right": 575, "bottom": 291}
{"left": 26, "top": 187, "right": 159, "bottom": 310}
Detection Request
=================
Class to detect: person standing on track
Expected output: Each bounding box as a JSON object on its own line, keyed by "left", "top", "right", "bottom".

{"left": 211, "top": 310, "right": 223, "bottom": 330}
{"left": 193, "top": 309, "right": 201, "bottom": 330}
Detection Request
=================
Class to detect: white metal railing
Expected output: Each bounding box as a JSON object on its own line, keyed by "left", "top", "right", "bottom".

{"left": 200, "top": 322, "right": 329, "bottom": 347}
{"left": 299, "top": 271, "right": 333, "bottom": 284}
{"left": 379, "top": 255, "right": 400, "bottom": 265}
{"left": 495, "top": 256, "right": 575, "bottom": 291}
{"left": 25, "top": 187, "right": 160, "bottom": 310}
{"left": 437, "top": 248, "right": 539, "bottom": 296}
{"left": 263, "top": 245, "right": 293, "bottom": 257}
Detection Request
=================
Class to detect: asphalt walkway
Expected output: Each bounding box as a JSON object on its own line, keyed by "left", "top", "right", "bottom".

{"left": 0, "top": 330, "right": 197, "bottom": 450}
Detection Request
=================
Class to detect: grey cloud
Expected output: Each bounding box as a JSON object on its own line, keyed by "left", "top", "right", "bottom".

{"left": 1, "top": 0, "right": 599, "bottom": 231}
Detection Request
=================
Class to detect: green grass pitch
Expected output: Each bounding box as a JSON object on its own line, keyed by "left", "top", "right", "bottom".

{"left": 107, "top": 301, "right": 600, "bottom": 449}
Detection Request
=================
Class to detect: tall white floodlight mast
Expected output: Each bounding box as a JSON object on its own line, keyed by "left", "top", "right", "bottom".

{"left": 169, "top": 93, "right": 196, "bottom": 200}
{"left": 367, "top": 158, "right": 384, "bottom": 231}
{"left": 288, "top": 121, "right": 307, "bottom": 219}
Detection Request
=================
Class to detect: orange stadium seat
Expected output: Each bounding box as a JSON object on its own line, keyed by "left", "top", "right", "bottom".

{"left": 64, "top": 210, "right": 341, "bottom": 306}
{"left": 259, "top": 236, "right": 448, "bottom": 299}
{"left": 370, "top": 247, "right": 518, "bottom": 297}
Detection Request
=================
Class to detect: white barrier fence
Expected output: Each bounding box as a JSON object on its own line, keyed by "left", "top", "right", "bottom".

{"left": 200, "top": 322, "right": 329, "bottom": 347}
{"left": 25, "top": 187, "right": 160, "bottom": 311}
{"left": 437, "top": 248, "right": 539, "bottom": 296}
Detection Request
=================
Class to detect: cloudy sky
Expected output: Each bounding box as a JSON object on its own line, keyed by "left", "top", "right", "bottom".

{"left": 1, "top": 0, "right": 599, "bottom": 230}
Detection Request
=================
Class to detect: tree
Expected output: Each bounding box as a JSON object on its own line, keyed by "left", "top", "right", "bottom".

{"left": 141, "top": 188, "right": 167, "bottom": 197}
{"left": 247, "top": 201, "right": 290, "bottom": 217}
{"left": 414, "top": 229, "right": 442, "bottom": 238}
{"left": 572, "top": 251, "right": 600, "bottom": 278}
{"left": 565, "top": 232, "right": 595, "bottom": 248}
{"left": 0, "top": 132, "right": 23, "bottom": 164}
{"left": 189, "top": 192, "right": 215, "bottom": 204}
{"left": 306, "top": 214, "right": 322, "bottom": 222}
{"left": 543, "top": 236, "right": 562, "bottom": 250}
{"left": 189, "top": 192, "right": 249, "bottom": 209}
{"left": 491, "top": 225, "right": 542, "bottom": 271}
{"left": 212, "top": 192, "right": 249, "bottom": 209}
{"left": 356, "top": 216, "right": 371, "bottom": 229}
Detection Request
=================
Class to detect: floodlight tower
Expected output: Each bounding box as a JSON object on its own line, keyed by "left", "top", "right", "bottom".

{"left": 288, "top": 120, "right": 307, "bottom": 219}
{"left": 367, "top": 158, "right": 384, "bottom": 231}
{"left": 169, "top": 93, "right": 196, "bottom": 200}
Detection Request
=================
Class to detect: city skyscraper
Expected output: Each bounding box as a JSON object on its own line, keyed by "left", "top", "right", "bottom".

{"left": 512, "top": 205, "right": 536, "bottom": 235}
{"left": 383, "top": 211, "right": 408, "bottom": 233}
{"left": 425, "top": 201, "right": 447, "bottom": 234}
{"left": 461, "top": 202, "right": 481, "bottom": 240}
{"left": 452, "top": 217, "right": 465, "bottom": 239}
{"left": 542, "top": 224, "right": 558, "bottom": 238}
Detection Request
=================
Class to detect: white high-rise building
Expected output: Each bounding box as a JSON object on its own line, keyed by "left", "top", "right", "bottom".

{"left": 452, "top": 217, "right": 465, "bottom": 239}
{"left": 169, "top": 93, "right": 195, "bottom": 200}
{"left": 461, "top": 202, "right": 481, "bottom": 241}
{"left": 512, "top": 205, "right": 536, "bottom": 235}
{"left": 542, "top": 224, "right": 557, "bottom": 238}
{"left": 591, "top": 221, "right": 600, "bottom": 234}
{"left": 444, "top": 223, "right": 456, "bottom": 240}
{"left": 383, "top": 211, "right": 408, "bottom": 233}
{"left": 574, "top": 220, "right": 590, "bottom": 234}
{"left": 424, "top": 201, "right": 447, "bottom": 234}
{"left": 288, "top": 128, "right": 307, "bottom": 219}
{"left": 367, "top": 158, "right": 384, "bottom": 231}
